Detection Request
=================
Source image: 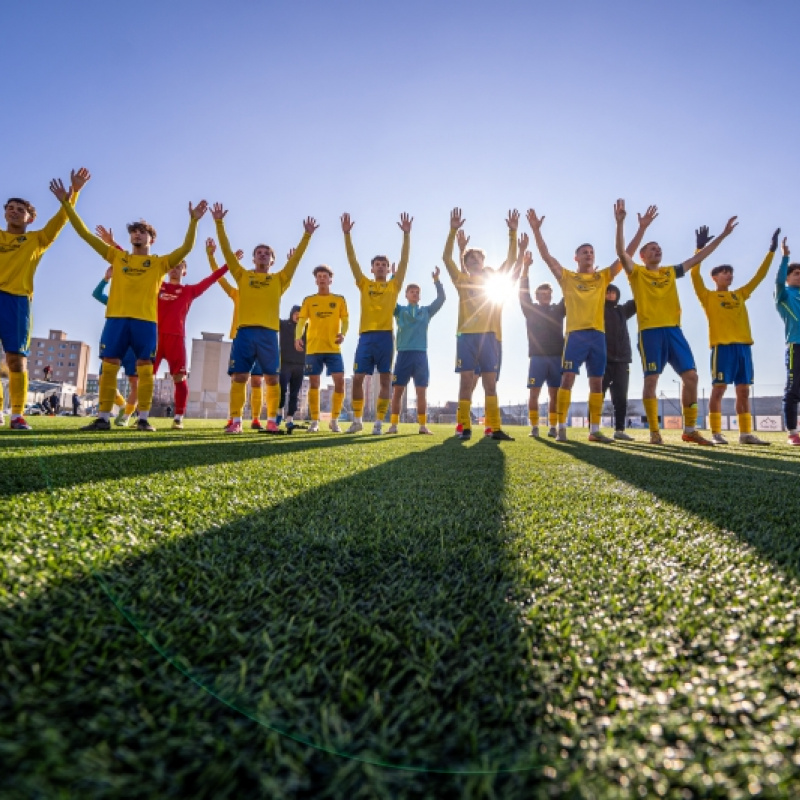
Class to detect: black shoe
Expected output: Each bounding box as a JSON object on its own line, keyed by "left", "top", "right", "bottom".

{"left": 491, "top": 429, "right": 515, "bottom": 441}
{"left": 136, "top": 418, "right": 156, "bottom": 432}
{"left": 457, "top": 428, "right": 472, "bottom": 440}
{"left": 286, "top": 422, "right": 296, "bottom": 433}
{"left": 80, "top": 417, "right": 111, "bottom": 431}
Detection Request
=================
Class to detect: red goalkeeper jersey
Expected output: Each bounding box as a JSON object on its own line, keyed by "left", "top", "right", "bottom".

{"left": 157, "top": 266, "right": 228, "bottom": 336}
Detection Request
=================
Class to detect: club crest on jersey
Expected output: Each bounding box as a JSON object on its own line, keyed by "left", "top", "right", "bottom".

{"left": 330, "top": 302, "right": 336, "bottom": 308}
{"left": 16, "top": 235, "right": 27, "bottom": 243}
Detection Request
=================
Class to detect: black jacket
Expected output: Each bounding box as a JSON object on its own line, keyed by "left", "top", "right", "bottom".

{"left": 604, "top": 299, "right": 636, "bottom": 363}
{"left": 519, "top": 278, "right": 566, "bottom": 357}
{"left": 279, "top": 318, "right": 305, "bottom": 368}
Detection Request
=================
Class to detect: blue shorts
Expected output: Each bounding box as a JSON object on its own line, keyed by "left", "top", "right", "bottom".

{"left": 456, "top": 332, "right": 500, "bottom": 374}
{"left": 354, "top": 331, "right": 393, "bottom": 375}
{"left": 100, "top": 318, "right": 157, "bottom": 362}
{"left": 305, "top": 352, "right": 345, "bottom": 376}
{"left": 393, "top": 350, "right": 430, "bottom": 387}
{"left": 475, "top": 342, "right": 503, "bottom": 380}
{"left": 0, "top": 290, "right": 31, "bottom": 355}
{"left": 528, "top": 355, "right": 562, "bottom": 388}
{"left": 100, "top": 346, "right": 138, "bottom": 378}
{"left": 562, "top": 329, "right": 606, "bottom": 378}
{"left": 229, "top": 326, "right": 280, "bottom": 375}
{"left": 638, "top": 326, "right": 695, "bottom": 377}
{"left": 711, "top": 343, "right": 753, "bottom": 385}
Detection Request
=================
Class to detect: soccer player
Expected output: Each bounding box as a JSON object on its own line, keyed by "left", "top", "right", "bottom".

{"left": 527, "top": 204, "right": 657, "bottom": 443}
{"left": 614, "top": 199, "right": 737, "bottom": 445}
{"left": 772, "top": 238, "right": 800, "bottom": 445}
{"left": 0, "top": 167, "right": 89, "bottom": 430}
{"left": 340, "top": 211, "right": 412, "bottom": 435}
{"left": 385, "top": 266, "right": 445, "bottom": 435}
{"left": 519, "top": 251, "right": 565, "bottom": 438}
{"left": 295, "top": 265, "right": 348, "bottom": 432}
{"left": 52, "top": 178, "right": 208, "bottom": 431}
{"left": 279, "top": 304, "right": 305, "bottom": 431}
{"left": 693, "top": 227, "right": 779, "bottom": 446}
{"left": 602, "top": 284, "right": 637, "bottom": 440}
{"left": 211, "top": 204, "right": 317, "bottom": 434}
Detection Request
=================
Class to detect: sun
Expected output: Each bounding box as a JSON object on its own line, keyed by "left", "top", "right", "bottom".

{"left": 484, "top": 270, "right": 516, "bottom": 305}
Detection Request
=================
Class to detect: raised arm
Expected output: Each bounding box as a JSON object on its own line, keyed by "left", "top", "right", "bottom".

{"left": 280, "top": 217, "right": 318, "bottom": 288}
{"left": 456, "top": 229, "right": 470, "bottom": 274}
{"left": 622, "top": 299, "right": 637, "bottom": 320}
{"left": 509, "top": 234, "right": 529, "bottom": 282}
{"left": 205, "top": 237, "right": 238, "bottom": 297}
{"left": 393, "top": 213, "right": 413, "bottom": 287}
{"left": 775, "top": 237, "right": 791, "bottom": 305}
{"left": 690, "top": 225, "right": 713, "bottom": 301}
{"left": 739, "top": 228, "right": 780, "bottom": 298}
{"left": 682, "top": 216, "right": 738, "bottom": 272}
{"left": 427, "top": 266, "right": 446, "bottom": 317}
{"left": 91, "top": 268, "right": 112, "bottom": 306}
{"left": 50, "top": 178, "right": 109, "bottom": 259}
{"left": 190, "top": 265, "right": 230, "bottom": 299}
{"left": 39, "top": 168, "right": 89, "bottom": 247}
{"left": 341, "top": 213, "right": 366, "bottom": 283}
{"left": 518, "top": 251, "right": 536, "bottom": 318}
{"left": 498, "top": 209, "right": 520, "bottom": 275}
{"left": 165, "top": 200, "right": 207, "bottom": 267}
{"left": 210, "top": 204, "right": 245, "bottom": 281}
{"left": 443, "top": 208, "right": 465, "bottom": 284}
{"left": 526, "top": 208, "right": 564, "bottom": 282}
{"left": 613, "top": 200, "right": 635, "bottom": 275}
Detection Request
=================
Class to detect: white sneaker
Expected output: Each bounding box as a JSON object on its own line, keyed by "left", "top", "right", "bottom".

{"left": 418, "top": 425, "right": 433, "bottom": 435}
{"left": 613, "top": 430, "right": 634, "bottom": 441}
{"left": 346, "top": 421, "right": 363, "bottom": 434}
{"left": 739, "top": 432, "right": 770, "bottom": 445}
{"left": 529, "top": 426, "right": 539, "bottom": 438}
{"left": 328, "top": 420, "right": 341, "bottom": 433}
{"left": 548, "top": 426, "right": 558, "bottom": 438}
{"left": 371, "top": 421, "right": 383, "bottom": 435}
{"left": 556, "top": 427, "right": 568, "bottom": 442}
{"left": 711, "top": 432, "right": 728, "bottom": 445}
{"left": 308, "top": 420, "right": 320, "bottom": 432}
{"left": 385, "top": 424, "right": 398, "bottom": 434}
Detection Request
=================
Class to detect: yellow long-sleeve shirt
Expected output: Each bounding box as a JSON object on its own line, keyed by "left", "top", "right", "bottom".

{"left": 345, "top": 231, "right": 409, "bottom": 333}
{"left": 560, "top": 266, "right": 615, "bottom": 333}
{"left": 443, "top": 228, "right": 517, "bottom": 335}
{"left": 208, "top": 250, "right": 239, "bottom": 339}
{"left": 297, "top": 293, "right": 349, "bottom": 354}
{"left": 0, "top": 193, "right": 79, "bottom": 298}
{"left": 216, "top": 219, "right": 310, "bottom": 331}
{"left": 63, "top": 201, "right": 197, "bottom": 321}
{"left": 626, "top": 263, "right": 685, "bottom": 330}
{"left": 692, "top": 251, "right": 774, "bottom": 346}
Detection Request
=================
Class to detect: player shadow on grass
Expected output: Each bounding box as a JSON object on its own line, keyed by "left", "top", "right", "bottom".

{"left": 3, "top": 437, "right": 578, "bottom": 799}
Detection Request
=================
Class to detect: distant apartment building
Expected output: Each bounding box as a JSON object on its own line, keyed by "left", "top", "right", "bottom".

{"left": 27, "top": 330, "right": 91, "bottom": 393}
{"left": 186, "top": 332, "right": 232, "bottom": 418}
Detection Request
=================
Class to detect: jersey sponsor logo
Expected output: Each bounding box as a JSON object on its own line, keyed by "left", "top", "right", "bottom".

{"left": 720, "top": 300, "right": 740, "bottom": 310}
{"left": 316, "top": 311, "right": 333, "bottom": 318}
{"left": 574, "top": 282, "right": 597, "bottom": 292}
{"left": 648, "top": 275, "right": 672, "bottom": 288}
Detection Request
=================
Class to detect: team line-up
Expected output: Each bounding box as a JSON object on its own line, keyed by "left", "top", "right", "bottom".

{"left": 3, "top": 167, "right": 800, "bottom": 446}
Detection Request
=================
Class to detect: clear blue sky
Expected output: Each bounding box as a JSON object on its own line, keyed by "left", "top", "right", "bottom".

{"left": 7, "top": 0, "right": 800, "bottom": 404}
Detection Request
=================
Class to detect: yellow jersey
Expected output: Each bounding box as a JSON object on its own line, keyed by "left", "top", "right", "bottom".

{"left": 691, "top": 251, "right": 773, "bottom": 346}
{"left": 0, "top": 194, "right": 78, "bottom": 298}
{"left": 216, "top": 219, "right": 310, "bottom": 331}
{"left": 560, "top": 266, "right": 615, "bottom": 333}
{"left": 627, "top": 263, "right": 685, "bottom": 330}
{"left": 345, "top": 231, "right": 409, "bottom": 333}
{"left": 208, "top": 250, "right": 239, "bottom": 338}
{"left": 297, "top": 293, "right": 349, "bottom": 354}
{"left": 62, "top": 200, "right": 198, "bottom": 322}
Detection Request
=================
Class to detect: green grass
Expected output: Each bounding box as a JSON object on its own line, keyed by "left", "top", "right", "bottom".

{"left": 2, "top": 418, "right": 800, "bottom": 799}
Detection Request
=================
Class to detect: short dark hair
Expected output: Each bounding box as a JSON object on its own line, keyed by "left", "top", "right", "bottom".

{"left": 5, "top": 197, "right": 36, "bottom": 221}
{"left": 574, "top": 243, "right": 593, "bottom": 255}
{"left": 127, "top": 220, "right": 157, "bottom": 242}
{"left": 370, "top": 255, "right": 390, "bottom": 266}
{"left": 788, "top": 263, "right": 800, "bottom": 276}
{"left": 463, "top": 248, "right": 486, "bottom": 265}
{"left": 535, "top": 283, "right": 553, "bottom": 293}
{"left": 710, "top": 264, "right": 734, "bottom": 277}
{"left": 406, "top": 283, "right": 420, "bottom": 292}
{"left": 253, "top": 244, "right": 274, "bottom": 258}
{"left": 640, "top": 241, "right": 659, "bottom": 253}
{"left": 606, "top": 283, "right": 621, "bottom": 302}
{"left": 313, "top": 264, "right": 333, "bottom": 277}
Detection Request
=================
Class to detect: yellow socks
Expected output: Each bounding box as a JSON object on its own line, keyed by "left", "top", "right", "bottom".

{"left": 230, "top": 380, "right": 247, "bottom": 419}
{"left": 457, "top": 399, "right": 471, "bottom": 429}
{"left": 529, "top": 409, "right": 539, "bottom": 427}
{"left": 352, "top": 398, "right": 364, "bottom": 420}
{"left": 485, "top": 395, "right": 501, "bottom": 431}
{"left": 266, "top": 383, "right": 280, "bottom": 420}
{"left": 644, "top": 398, "right": 659, "bottom": 432}
{"left": 137, "top": 363, "right": 154, "bottom": 413}
{"left": 739, "top": 412, "right": 753, "bottom": 434}
{"left": 390, "top": 413, "right": 399, "bottom": 425}
{"left": 588, "top": 392, "right": 603, "bottom": 427}
{"left": 377, "top": 398, "right": 389, "bottom": 421}
{"left": 548, "top": 412, "right": 558, "bottom": 428}
{"left": 251, "top": 384, "right": 263, "bottom": 420}
{"left": 114, "top": 390, "right": 126, "bottom": 407}
{"left": 124, "top": 402, "right": 136, "bottom": 417}
{"left": 9, "top": 371, "right": 28, "bottom": 416}
{"left": 98, "top": 362, "right": 121, "bottom": 415}
{"left": 308, "top": 387, "right": 320, "bottom": 420}
{"left": 417, "top": 413, "right": 426, "bottom": 425}
{"left": 332, "top": 391, "right": 344, "bottom": 419}
{"left": 710, "top": 411, "right": 722, "bottom": 435}
{"left": 556, "top": 389, "right": 571, "bottom": 425}
{"left": 683, "top": 404, "right": 698, "bottom": 432}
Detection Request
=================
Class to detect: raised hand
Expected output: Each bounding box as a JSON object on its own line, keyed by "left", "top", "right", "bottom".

{"left": 523, "top": 251, "right": 534, "bottom": 272}
{"left": 456, "top": 229, "right": 470, "bottom": 253}
{"left": 48, "top": 178, "right": 71, "bottom": 202}
{"left": 450, "top": 207, "right": 465, "bottom": 230}
{"left": 397, "top": 212, "right": 413, "bottom": 234}
{"left": 722, "top": 216, "right": 739, "bottom": 237}
{"left": 526, "top": 208, "right": 544, "bottom": 232}
{"left": 206, "top": 237, "right": 216, "bottom": 253}
{"left": 190, "top": 200, "right": 209, "bottom": 220}
{"left": 390, "top": 261, "right": 396, "bottom": 276}
{"left": 210, "top": 203, "right": 227, "bottom": 221}
{"left": 637, "top": 205, "right": 658, "bottom": 228}
{"left": 96, "top": 225, "right": 115, "bottom": 245}
{"left": 235, "top": 249, "right": 244, "bottom": 260}
{"left": 70, "top": 167, "right": 91, "bottom": 193}
{"left": 506, "top": 209, "right": 520, "bottom": 231}
{"left": 783, "top": 237, "right": 790, "bottom": 257}
{"left": 771, "top": 228, "right": 782, "bottom": 253}
{"left": 287, "top": 247, "right": 296, "bottom": 261}
{"left": 340, "top": 213, "right": 354, "bottom": 233}
{"left": 104, "top": 266, "right": 113, "bottom": 281}
{"left": 303, "top": 216, "right": 319, "bottom": 234}
{"left": 614, "top": 199, "right": 627, "bottom": 223}
{"left": 695, "top": 225, "right": 714, "bottom": 250}
{"left": 517, "top": 232, "right": 529, "bottom": 252}
{"left": 432, "top": 265, "right": 441, "bottom": 281}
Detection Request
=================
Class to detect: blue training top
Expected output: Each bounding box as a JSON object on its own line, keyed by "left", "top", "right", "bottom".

{"left": 774, "top": 256, "right": 800, "bottom": 345}
{"left": 92, "top": 278, "right": 109, "bottom": 306}
{"left": 394, "top": 281, "right": 445, "bottom": 352}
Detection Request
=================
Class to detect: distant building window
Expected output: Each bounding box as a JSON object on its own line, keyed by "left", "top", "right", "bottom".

{"left": 35, "top": 359, "right": 42, "bottom": 365}
{"left": 59, "top": 344, "right": 66, "bottom": 349}
{"left": 68, "top": 361, "right": 76, "bottom": 367}
{"left": 48, "top": 346, "right": 54, "bottom": 352}
{"left": 47, "top": 356, "right": 53, "bottom": 361}
{"left": 37, "top": 342, "right": 43, "bottom": 348}
{"left": 68, "top": 371, "right": 75, "bottom": 377}
{"left": 57, "top": 361, "right": 64, "bottom": 367}
{"left": 70, "top": 344, "right": 77, "bottom": 349}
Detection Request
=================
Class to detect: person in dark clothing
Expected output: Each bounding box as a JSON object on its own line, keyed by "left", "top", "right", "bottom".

{"left": 602, "top": 284, "right": 637, "bottom": 439}
{"left": 278, "top": 305, "right": 305, "bottom": 430}
{"left": 519, "top": 254, "right": 566, "bottom": 437}
{"left": 72, "top": 393, "right": 80, "bottom": 415}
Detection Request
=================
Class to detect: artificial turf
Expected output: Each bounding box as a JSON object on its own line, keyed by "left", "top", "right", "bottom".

{"left": 2, "top": 418, "right": 800, "bottom": 799}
